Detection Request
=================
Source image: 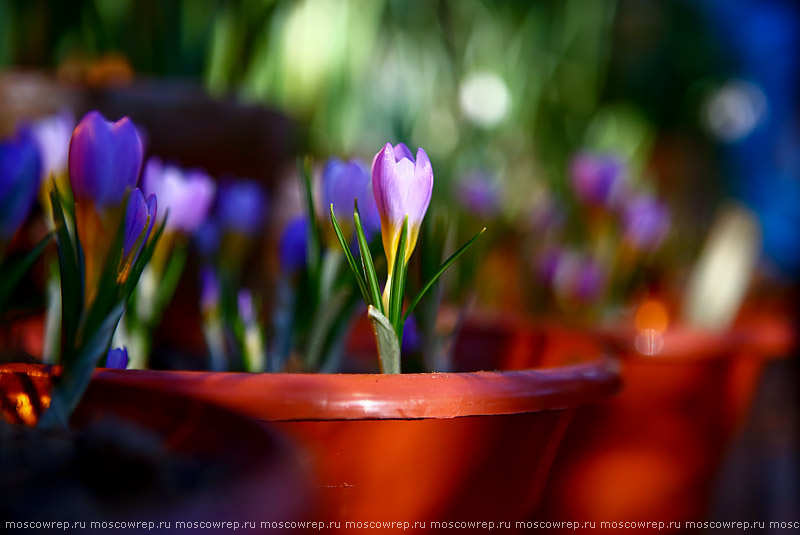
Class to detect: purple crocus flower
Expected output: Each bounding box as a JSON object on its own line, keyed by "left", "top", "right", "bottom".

{"left": 216, "top": 180, "right": 267, "bottom": 236}
{"left": 106, "top": 347, "right": 129, "bottom": 369}
{"left": 569, "top": 152, "right": 626, "bottom": 208}
{"left": 623, "top": 195, "right": 671, "bottom": 251}
{"left": 456, "top": 172, "right": 500, "bottom": 217}
{"left": 552, "top": 251, "right": 605, "bottom": 302}
{"left": 279, "top": 215, "right": 308, "bottom": 273}
{"left": 535, "top": 247, "right": 563, "bottom": 286}
{"left": 238, "top": 289, "right": 256, "bottom": 325}
{"left": 68, "top": 111, "right": 143, "bottom": 208}
{"left": 401, "top": 314, "right": 421, "bottom": 354}
{"left": 122, "top": 188, "right": 157, "bottom": 262}
{"left": 322, "top": 158, "right": 380, "bottom": 238}
{"left": 0, "top": 128, "right": 41, "bottom": 241}
{"left": 574, "top": 258, "right": 605, "bottom": 302}
{"left": 31, "top": 109, "right": 74, "bottom": 180}
{"left": 372, "top": 142, "right": 434, "bottom": 272}
{"left": 199, "top": 266, "right": 220, "bottom": 312}
{"left": 142, "top": 157, "right": 216, "bottom": 234}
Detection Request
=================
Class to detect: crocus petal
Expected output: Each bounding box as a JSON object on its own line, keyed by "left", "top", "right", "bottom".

{"left": 68, "top": 111, "right": 143, "bottom": 208}
{"left": 393, "top": 143, "right": 414, "bottom": 163}
{"left": 69, "top": 111, "right": 113, "bottom": 203}
{"left": 31, "top": 109, "right": 74, "bottom": 179}
{"left": 217, "top": 180, "right": 267, "bottom": 236}
{"left": 279, "top": 216, "right": 308, "bottom": 273}
{"left": 200, "top": 266, "right": 220, "bottom": 312}
{"left": 106, "top": 347, "right": 129, "bottom": 369}
{"left": 0, "top": 128, "right": 42, "bottom": 240}
{"left": 123, "top": 188, "right": 148, "bottom": 258}
{"left": 142, "top": 157, "right": 214, "bottom": 234}
{"left": 371, "top": 143, "right": 393, "bottom": 227}
{"left": 405, "top": 147, "right": 433, "bottom": 259}
{"left": 145, "top": 194, "right": 157, "bottom": 240}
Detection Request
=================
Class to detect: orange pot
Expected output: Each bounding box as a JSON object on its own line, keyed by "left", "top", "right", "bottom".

{"left": 536, "top": 304, "right": 795, "bottom": 532}
{"left": 0, "top": 364, "right": 311, "bottom": 529}
{"left": 2, "top": 327, "right": 620, "bottom": 529}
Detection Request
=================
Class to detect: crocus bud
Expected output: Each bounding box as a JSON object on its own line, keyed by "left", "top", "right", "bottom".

{"left": 279, "top": 216, "right": 308, "bottom": 273}
{"left": 106, "top": 347, "right": 129, "bottom": 369}
{"left": 0, "top": 128, "right": 41, "bottom": 242}
{"left": 372, "top": 142, "right": 434, "bottom": 272}
{"left": 322, "top": 158, "right": 380, "bottom": 238}
{"left": 142, "top": 157, "right": 216, "bottom": 234}
{"left": 121, "top": 188, "right": 157, "bottom": 272}
{"left": 217, "top": 180, "right": 267, "bottom": 236}
{"left": 623, "top": 195, "right": 671, "bottom": 251}
{"left": 68, "top": 111, "right": 143, "bottom": 208}
{"left": 570, "top": 152, "right": 626, "bottom": 208}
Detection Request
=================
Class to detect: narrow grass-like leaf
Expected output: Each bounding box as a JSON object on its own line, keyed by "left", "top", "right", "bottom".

{"left": 39, "top": 300, "right": 125, "bottom": 429}
{"left": 299, "top": 157, "right": 321, "bottom": 283}
{"left": 0, "top": 232, "right": 52, "bottom": 311}
{"left": 304, "top": 287, "right": 351, "bottom": 370}
{"left": 330, "top": 205, "right": 370, "bottom": 305}
{"left": 152, "top": 242, "right": 188, "bottom": 323}
{"left": 389, "top": 217, "right": 408, "bottom": 332}
{"left": 354, "top": 200, "right": 383, "bottom": 315}
{"left": 403, "top": 227, "right": 486, "bottom": 322}
{"left": 367, "top": 305, "right": 401, "bottom": 374}
{"left": 50, "top": 188, "right": 82, "bottom": 357}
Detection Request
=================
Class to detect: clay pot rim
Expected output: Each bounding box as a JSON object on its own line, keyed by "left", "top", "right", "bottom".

{"left": 1, "top": 359, "right": 621, "bottom": 422}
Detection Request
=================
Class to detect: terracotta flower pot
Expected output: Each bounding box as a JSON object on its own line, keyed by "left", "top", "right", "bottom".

{"left": 3, "top": 324, "right": 620, "bottom": 528}
{"left": 0, "top": 364, "right": 312, "bottom": 529}
{"left": 536, "top": 303, "right": 795, "bottom": 532}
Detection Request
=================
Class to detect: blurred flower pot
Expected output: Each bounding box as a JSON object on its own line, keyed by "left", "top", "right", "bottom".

{"left": 19, "top": 322, "right": 620, "bottom": 528}
{"left": 0, "top": 363, "right": 311, "bottom": 529}
{"left": 535, "top": 300, "right": 795, "bottom": 532}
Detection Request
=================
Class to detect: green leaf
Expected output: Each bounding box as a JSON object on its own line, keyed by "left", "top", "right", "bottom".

{"left": 304, "top": 286, "right": 351, "bottom": 370}
{"left": 0, "top": 232, "right": 52, "bottom": 312}
{"left": 38, "top": 301, "right": 125, "bottom": 429}
{"left": 50, "top": 187, "right": 83, "bottom": 357}
{"left": 368, "top": 305, "right": 401, "bottom": 374}
{"left": 388, "top": 217, "right": 408, "bottom": 332}
{"left": 403, "top": 227, "right": 486, "bottom": 322}
{"left": 354, "top": 199, "right": 383, "bottom": 315}
{"left": 299, "top": 157, "right": 322, "bottom": 285}
{"left": 151, "top": 241, "right": 188, "bottom": 324}
{"left": 330, "top": 205, "right": 370, "bottom": 305}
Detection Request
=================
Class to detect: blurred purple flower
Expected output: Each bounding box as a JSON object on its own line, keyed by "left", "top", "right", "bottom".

{"left": 216, "top": 180, "right": 267, "bottom": 236}
{"left": 238, "top": 289, "right": 256, "bottom": 325}
{"left": 194, "top": 220, "right": 221, "bottom": 257}
{"left": 30, "top": 109, "right": 74, "bottom": 180}
{"left": 142, "top": 157, "right": 216, "bottom": 234}
{"left": 401, "top": 314, "right": 421, "bottom": 354}
{"left": 456, "top": 172, "right": 501, "bottom": 217}
{"left": 0, "top": 127, "right": 41, "bottom": 241}
{"left": 372, "top": 142, "right": 433, "bottom": 270}
{"left": 279, "top": 216, "right": 308, "bottom": 273}
{"left": 323, "top": 158, "right": 380, "bottom": 238}
{"left": 528, "top": 194, "right": 565, "bottom": 233}
{"left": 68, "top": 111, "right": 143, "bottom": 208}
{"left": 122, "top": 188, "right": 157, "bottom": 262}
{"left": 199, "top": 266, "right": 220, "bottom": 312}
{"left": 574, "top": 258, "right": 605, "bottom": 302}
{"left": 570, "top": 152, "right": 626, "bottom": 207}
{"left": 106, "top": 347, "right": 129, "bottom": 369}
{"left": 623, "top": 195, "right": 671, "bottom": 251}
{"left": 553, "top": 251, "right": 606, "bottom": 302}
{"left": 535, "top": 247, "right": 563, "bottom": 286}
